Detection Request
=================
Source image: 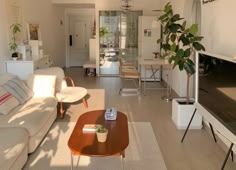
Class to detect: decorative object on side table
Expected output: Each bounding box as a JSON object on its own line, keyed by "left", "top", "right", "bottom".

{"left": 153, "top": 52, "right": 159, "bottom": 59}
{"left": 104, "top": 107, "right": 117, "bottom": 120}
{"left": 9, "top": 23, "right": 21, "bottom": 60}
{"left": 157, "top": 2, "right": 205, "bottom": 129}
{"left": 96, "top": 125, "right": 108, "bottom": 142}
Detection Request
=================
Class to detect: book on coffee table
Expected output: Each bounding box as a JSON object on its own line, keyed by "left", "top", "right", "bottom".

{"left": 82, "top": 124, "right": 100, "bottom": 133}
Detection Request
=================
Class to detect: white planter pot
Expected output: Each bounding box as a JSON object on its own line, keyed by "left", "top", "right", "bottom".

{"left": 172, "top": 98, "right": 202, "bottom": 130}
{"left": 96, "top": 131, "right": 108, "bottom": 142}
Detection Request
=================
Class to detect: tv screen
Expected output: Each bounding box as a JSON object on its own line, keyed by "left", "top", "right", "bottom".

{"left": 198, "top": 54, "right": 236, "bottom": 133}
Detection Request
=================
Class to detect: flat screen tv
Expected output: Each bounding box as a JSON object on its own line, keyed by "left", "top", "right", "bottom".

{"left": 196, "top": 52, "right": 236, "bottom": 135}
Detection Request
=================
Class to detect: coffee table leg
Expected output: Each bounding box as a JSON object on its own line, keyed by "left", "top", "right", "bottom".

{"left": 76, "top": 156, "right": 80, "bottom": 167}
{"left": 120, "top": 155, "right": 124, "bottom": 170}
{"left": 120, "top": 151, "right": 125, "bottom": 170}
{"left": 71, "top": 153, "right": 74, "bottom": 170}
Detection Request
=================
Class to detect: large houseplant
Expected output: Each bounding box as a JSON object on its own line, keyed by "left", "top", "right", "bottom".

{"left": 9, "top": 23, "right": 21, "bottom": 59}
{"left": 157, "top": 2, "right": 205, "bottom": 129}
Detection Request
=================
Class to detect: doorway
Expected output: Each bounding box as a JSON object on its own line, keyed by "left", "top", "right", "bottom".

{"left": 99, "top": 11, "right": 142, "bottom": 76}
{"left": 65, "top": 8, "right": 95, "bottom": 67}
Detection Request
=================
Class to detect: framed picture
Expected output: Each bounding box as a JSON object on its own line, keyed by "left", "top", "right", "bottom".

{"left": 144, "top": 29, "right": 152, "bottom": 37}
{"left": 27, "top": 24, "right": 40, "bottom": 40}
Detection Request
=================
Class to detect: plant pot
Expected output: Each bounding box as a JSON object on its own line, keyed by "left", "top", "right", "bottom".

{"left": 172, "top": 98, "right": 202, "bottom": 130}
{"left": 12, "top": 52, "right": 18, "bottom": 60}
{"left": 96, "top": 131, "right": 108, "bottom": 142}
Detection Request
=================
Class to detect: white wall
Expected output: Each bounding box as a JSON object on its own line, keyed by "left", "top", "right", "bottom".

{"left": 52, "top": 0, "right": 95, "bottom": 4}
{"left": 0, "top": 0, "right": 11, "bottom": 73}
{"left": 0, "top": 0, "right": 66, "bottom": 72}
{"left": 22, "top": 0, "right": 65, "bottom": 67}
{"left": 161, "top": 0, "right": 236, "bottom": 97}
{"left": 201, "top": 0, "right": 236, "bottom": 57}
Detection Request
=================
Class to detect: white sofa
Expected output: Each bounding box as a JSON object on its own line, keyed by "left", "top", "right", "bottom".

{"left": 0, "top": 73, "right": 57, "bottom": 169}
{"left": 0, "top": 128, "right": 28, "bottom": 170}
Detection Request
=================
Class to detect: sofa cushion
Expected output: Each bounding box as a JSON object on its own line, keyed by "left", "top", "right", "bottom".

{"left": 34, "top": 67, "right": 65, "bottom": 93}
{"left": 0, "top": 87, "right": 19, "bottom": 115}
{"left": 0, "top": 127, "right": 28, "bottom": 170}
{"left": 3, "top": 77, "right": 33, "bottom": 104}
{"left": 33, "top": 75, "right": 56, "bottom": 97}
{"left": 0, "top": 97, "right": 57, "bottom": 137}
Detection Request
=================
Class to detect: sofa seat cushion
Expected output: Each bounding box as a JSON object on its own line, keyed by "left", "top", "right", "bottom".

{"left": 0, "top": 127, "right": 28, "bottom": 170}
{"left": 0, "top": 97, "right": 57, "bottom": 137}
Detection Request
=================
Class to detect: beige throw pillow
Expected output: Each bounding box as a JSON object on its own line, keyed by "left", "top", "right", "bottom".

{"left": 3, "top": 77, "right": 33, "bottom": 104}
{"left": 33, "top": 75, "right": 56, "bottom": 97}
{"left": 0, "top": 86, "right": 19, "bottom": 115}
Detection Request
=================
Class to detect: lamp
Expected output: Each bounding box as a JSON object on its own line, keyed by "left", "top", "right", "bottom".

{"left": 120, "top": 0, "right": 132, "bottom": 11}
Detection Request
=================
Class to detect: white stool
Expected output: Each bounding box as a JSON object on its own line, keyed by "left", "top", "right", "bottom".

{"left": 83, "top": 61, "right": 96, "bottom": 77}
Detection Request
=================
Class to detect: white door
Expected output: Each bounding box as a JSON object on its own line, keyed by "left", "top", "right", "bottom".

{"left": 68, "top": 15, "right": 89, "bottom": 67}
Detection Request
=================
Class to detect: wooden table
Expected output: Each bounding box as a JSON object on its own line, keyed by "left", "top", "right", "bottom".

{"left": 68, "top": 110, "right": 129, "bottom": 170}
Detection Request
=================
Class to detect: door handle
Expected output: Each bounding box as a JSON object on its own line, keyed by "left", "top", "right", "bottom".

{"left": 69, "top": 35, "right": 72, "bottom": 46}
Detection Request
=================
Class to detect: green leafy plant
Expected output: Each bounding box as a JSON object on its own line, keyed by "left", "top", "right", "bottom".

{"left": 157, "top": 2, "right": 205, "bottom": 103}
{"left": 9, "top": 23, "right": 21, "bottom": 57}
{"left": 96, "top": 125, "right": 108, "bottom": 133}
{"left": 99, "top": 26, "right": 108, "bottom": 38}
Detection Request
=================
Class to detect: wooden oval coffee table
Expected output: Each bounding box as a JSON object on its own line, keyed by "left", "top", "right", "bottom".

{"left": 68, "top": 110, "right": 129, "bottom": 170}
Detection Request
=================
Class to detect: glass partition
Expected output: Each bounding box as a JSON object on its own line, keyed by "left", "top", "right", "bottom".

{"left": 99, "top": 10, "right": 142, "bottom": 75}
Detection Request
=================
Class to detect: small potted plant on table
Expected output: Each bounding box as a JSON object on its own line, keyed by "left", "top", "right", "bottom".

{"left": 96, "top": 125, "right": 108, "bottom": 142}
{"left": 9, "top": 23, "right": 21, "bottom": 60}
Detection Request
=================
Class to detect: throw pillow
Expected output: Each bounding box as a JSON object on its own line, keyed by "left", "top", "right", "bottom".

{"left": 33, "top": 75, "right": 56, "bottom": 97}
{"left": 3, "top": 77, "right": 34, "bottom": 104}
{"left": 0, "top": 86, "right": 19, "bottom": 115}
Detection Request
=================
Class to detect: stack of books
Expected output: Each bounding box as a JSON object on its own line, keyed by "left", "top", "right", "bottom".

{"left": 82, "top": 124, "right": 98, "bottom": 133}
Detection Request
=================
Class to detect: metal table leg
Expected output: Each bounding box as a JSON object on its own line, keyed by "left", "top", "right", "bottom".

{"left": 71, "top": 153, "right": 74, "bottom": 170}
{"left": 161, "top": 67, "right": 172, "bottom": 102}
{"left": 120, "top": 151, "right": 125, "bottom": 170}
{"left": 181, "top": 108, "right": 197, "bottom": 143}
{"left": 144, "top": 66, "right": 146, "bottom": 95}
{"left": 121, "top": 155, "right": 124, "bottom": 170}
{"left": 221, "top": 143, "right": 234, "bottom": 170}
{"left": 209, "top": 123, "right": 217, "bottom": 143}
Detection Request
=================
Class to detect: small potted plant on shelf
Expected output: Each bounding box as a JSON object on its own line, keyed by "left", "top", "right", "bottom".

{"left": 157, "top": 2, "right": 205, "bottom": 129}
{"left": 9, "top": 23, "right": 21, "bottom": 60}
{"left": 96, "top": 125, "right": 108, "bottom": 142}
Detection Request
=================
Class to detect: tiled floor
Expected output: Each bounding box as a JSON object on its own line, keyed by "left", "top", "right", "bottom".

{"left": 63, "top": 67, "right": 236, "bottom": 170}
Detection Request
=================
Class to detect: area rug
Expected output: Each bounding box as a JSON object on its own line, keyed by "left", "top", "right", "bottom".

{"left": 60, "top": 89, "right": 106, "bottom": 122}
{"left": 23, "top": 122, "right": 167, "bottom": 170}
